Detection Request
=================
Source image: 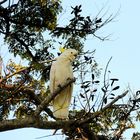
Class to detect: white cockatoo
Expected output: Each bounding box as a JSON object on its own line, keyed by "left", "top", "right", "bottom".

{"left": 50, "top": 49, "right": 78, "bottom": 119}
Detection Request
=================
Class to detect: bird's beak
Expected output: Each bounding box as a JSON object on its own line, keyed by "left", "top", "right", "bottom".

{"left": 74, "top": 53, "right": 78, "bottom": 57}
{"left": 74, "top": 54, "right": 77, "bottom": 57}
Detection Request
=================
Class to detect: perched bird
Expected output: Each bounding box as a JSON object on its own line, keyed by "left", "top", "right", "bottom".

{"left": 50, "top": 49, "right": 78, "bottom": 119}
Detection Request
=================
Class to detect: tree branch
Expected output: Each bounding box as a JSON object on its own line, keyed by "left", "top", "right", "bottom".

{"left": 0, "top": 116, "right": 75, "bottom": 132}
{"left": 101, "top": 56, "right": 113, "bottom": 109}
{"left": 34, "top": 78, "right": 76, "bottom": 116}
{"left": 0, "top": 67, "right": 29, "bottom": 84}
{"left": 78, "top": 90, "right": 129, "bottom": 125}
{"left": 0, "top": 90, "right": 128, "bottom": 133}
{"left": 103, "top": 90, "right": 129, "bottom": 110}
{"left": 0, "top": 117, "right": 34, "bottom": 132}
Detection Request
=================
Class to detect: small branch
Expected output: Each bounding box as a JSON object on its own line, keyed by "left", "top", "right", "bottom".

{"left": 35, "top": 133, "right": 62, "bottom": 139}
{"left": 39, "top": 59, "right": 56, "bottom": 64}
{"left": 34, "top": 78, "right": 76, "bottom": 116}
{"left": 101, "top": 57, "right": 112, "bottom": 109}
{"left": 104, "top": 56, "right": 112, "bottom": 90}
{"left": 93, "top": 33, "right": 111, "bottom": 41}
{"left": 79, "top": 90, "right": 129, "bottom": 125}
{"left": 103, "top": 90, "right": 128, "bottom": 110}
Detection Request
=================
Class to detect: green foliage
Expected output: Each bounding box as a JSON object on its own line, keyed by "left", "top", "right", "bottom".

{"left": 52, "top": 5, "right": 103, "bottom": 39}
{"left": 0, "top": 1, "right": 139, "bottom": 140}
{"left": 0, "top": 0, "right": 62, "bottom": 60}
{"left": 0, "top": 60, "right": 48, "bottom": 120}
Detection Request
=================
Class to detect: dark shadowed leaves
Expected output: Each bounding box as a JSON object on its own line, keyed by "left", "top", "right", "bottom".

{"left": 112, "top": 86, "right": 120, "bottom": 91}
{"left": 94, "top": 80, "right": 100, "bottom": 84}
{"left": 95, "top": 18, "right": 102, "bottom": 24}
{"left": 109, "top": 97, "right": 114, "bottom": 100}
{"left": 101, "top": 88, "right": 107, "bottom": 93}
{"left": 80, "top": 93, "right": 85, "bottom": 98}
{"left": 84, "top": 56, "right": 90, "bottom": 61}
{"left": 91, "top": 95, "right": 94, "bottom": 101}
{"left": 93, "top": 89, "right": 97, "bottom": 92}
{"left": 136, "top": 90, "right": 140, "bottom": 96}
{"left": 104, "top": 97, "right": 107, "bottom": 104}
{"left": 81, "top": 83, "right": 90, "bottom": 88}
{"left": 71, "top": 5, "right": 82, "bottom": 16}
{"left": 85, "top": 89, "right": 90, "bottom": 93}
{"left": 110, "top": 93, "right": 115, "bottom": 96}
{"left": 92, "top": 74, "right": 95, "bottom": 80}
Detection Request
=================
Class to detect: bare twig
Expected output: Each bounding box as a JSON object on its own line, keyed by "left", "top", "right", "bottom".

{"left": 104, "top": 56, "right": 112, "bottom": 90}
{"left": 100, "top": 56, "right": 112, "bottom": 109}
{"left": 39, "top": 59, "right": 56, "bottom": 64}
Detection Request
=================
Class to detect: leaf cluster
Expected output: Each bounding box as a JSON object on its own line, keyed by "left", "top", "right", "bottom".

{"left": 0, "top": 0, "right": 62, "bottom": 60}
{"left": 0, "top": 1, "right": 139, "bottom": 140}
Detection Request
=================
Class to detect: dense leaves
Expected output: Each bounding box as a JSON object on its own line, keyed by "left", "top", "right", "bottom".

{"left": 0, "top": 1, "right": 139, "bottom": 140}
{"left": 0, "top": 0, "right": 62, "bottom": 60}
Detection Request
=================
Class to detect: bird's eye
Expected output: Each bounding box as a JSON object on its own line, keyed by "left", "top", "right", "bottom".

{"left": 71, "top": 52, "right": 73, "bottom": 54}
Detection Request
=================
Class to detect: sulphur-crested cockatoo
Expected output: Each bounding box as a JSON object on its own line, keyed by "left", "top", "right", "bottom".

{"left": 50, "top": 49, "right": 78, "bottom": 119}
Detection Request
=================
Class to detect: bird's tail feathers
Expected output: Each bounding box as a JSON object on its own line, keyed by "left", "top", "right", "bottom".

{"left": 53, "top": 106, "right": 69, "bottom": 119}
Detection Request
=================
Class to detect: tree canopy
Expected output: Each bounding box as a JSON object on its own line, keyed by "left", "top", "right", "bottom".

{"left": 0, "top": 0, "right": 140, "bottom": 140}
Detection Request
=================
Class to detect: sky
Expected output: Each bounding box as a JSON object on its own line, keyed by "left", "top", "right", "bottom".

{"left": 0, "top": 0, "right": 140, "bottom": 140}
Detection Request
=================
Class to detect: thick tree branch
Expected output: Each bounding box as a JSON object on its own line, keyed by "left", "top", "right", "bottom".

{"left": 0, "top": 90, "right": 128, "bottom": 133}
{"left": 103, "top": 90, "right": 129, "bottom": 110}
{"left": 0, "top": 116, "right": 76, "bottom": 132}
{"left": 0, "top": 117, "right": 35, "bottom": 132}
{"left": 34, "top": 78, "right": 76, "bottom": 116}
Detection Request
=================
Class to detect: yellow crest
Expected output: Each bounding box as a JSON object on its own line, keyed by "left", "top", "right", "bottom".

{"left": 59, "top": 47, "right": 66, "bottom": 53}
